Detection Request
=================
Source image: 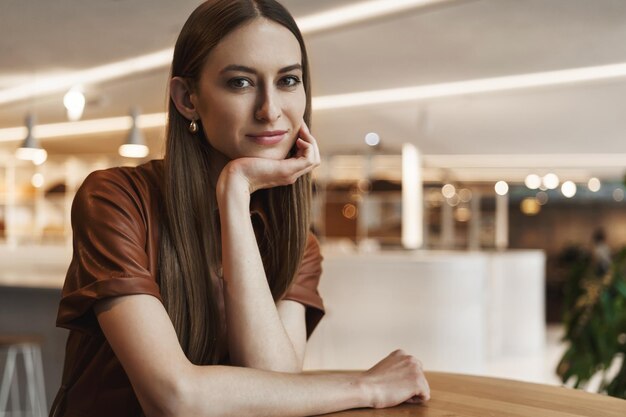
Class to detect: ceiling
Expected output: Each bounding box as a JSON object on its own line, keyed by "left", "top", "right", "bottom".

{"left": 1, "top": 0, "right": 626, "bottom": 182}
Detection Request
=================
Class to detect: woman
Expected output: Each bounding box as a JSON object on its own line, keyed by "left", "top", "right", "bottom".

{"left": 50, "top": 1, "right": 430, "bottom": 416}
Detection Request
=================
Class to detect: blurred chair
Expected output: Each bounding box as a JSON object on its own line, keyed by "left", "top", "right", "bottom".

{"left": 0, "top": 335, "right": 47, "bottom": 417}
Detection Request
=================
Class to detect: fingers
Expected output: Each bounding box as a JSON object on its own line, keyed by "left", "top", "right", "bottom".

{"left": 297, "top": 121, "right": 321, "bottom": 166}
{"left": 405, "top": 395, "right": 425, "bottom": 404}
{"left": 392, "top": 349, "right": 430, "bottom": 403}
{"left": 274, "top": 121, "right": 320, "bottom": 182}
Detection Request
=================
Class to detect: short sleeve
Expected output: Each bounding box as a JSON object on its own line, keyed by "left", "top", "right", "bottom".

{"left": 281, "top": 233, "right": 325, "bottom": 339}
{"left": 56, "top": 169, "right": 162, "bottom": 335}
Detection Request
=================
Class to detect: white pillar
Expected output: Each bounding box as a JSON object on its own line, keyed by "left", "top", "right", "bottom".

{"left": 401, "top": 144, "right": 422, "bottom": 249}
{"left": 468, "top": 192, "right": 481, "bottom": 250}
{"left": 441, "top": 199, "right": 454, "bottom": 249}
{"left": 495, "top": 193, "right": 509, "bottom": 250}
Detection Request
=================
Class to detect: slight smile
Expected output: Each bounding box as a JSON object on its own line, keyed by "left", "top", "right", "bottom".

{"left": 246, "top": 130, "right": 289, "bottom": 145}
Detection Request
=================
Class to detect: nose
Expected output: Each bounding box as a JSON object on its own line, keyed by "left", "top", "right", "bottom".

{"left": 255, "top": 87, "right": 281, "bottom": 122}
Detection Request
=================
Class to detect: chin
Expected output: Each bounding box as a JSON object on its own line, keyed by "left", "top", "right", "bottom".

{"left": 258, "top": 143, "right": 295, "bottom": 159}
{"left": 263, "top": 148, "right": 292, "bottom": 160}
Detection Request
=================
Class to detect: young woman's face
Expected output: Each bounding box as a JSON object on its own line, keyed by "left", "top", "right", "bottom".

{"left": 191, "top": 18, "right": 306, "bottom": 161}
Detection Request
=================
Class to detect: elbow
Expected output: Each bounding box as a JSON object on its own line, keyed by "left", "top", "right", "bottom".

{"left": 285, "top": 358, "right": 304, "bottom": 373}
{"left": 268, "top": 357, "right": 303, "bottom": 374}
{"left": 141, "top": 367, "right": 192, "bottom": 417}
{"left": 283, "top": 350, "right": 304, "bottom": 373}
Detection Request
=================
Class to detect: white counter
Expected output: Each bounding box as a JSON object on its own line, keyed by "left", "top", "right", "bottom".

{"left": 303, "top": 249, "right": 546, "bottom": 375}
{"left": 0, "top": 244, "right": 70, "bottom": 288}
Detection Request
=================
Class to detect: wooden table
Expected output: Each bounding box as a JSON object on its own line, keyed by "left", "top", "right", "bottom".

{"left": 322, "top": 372, "right": 626, "bottom": 416}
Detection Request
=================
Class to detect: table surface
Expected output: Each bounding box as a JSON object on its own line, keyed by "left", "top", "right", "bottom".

{"left": 321, "top": 372, "right": 626, "bottom": 416}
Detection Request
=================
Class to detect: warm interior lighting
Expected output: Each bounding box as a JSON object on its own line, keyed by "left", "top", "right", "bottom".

{"left": 342, "top": 203, "right": 358, "bottom": 219}
{"left": 118, "top": 144, "right": 149, "bottom": 158}
{"left": 365, "top": 132, "right": 380, "bottom": 147}
{"left": 313, "top": 62, "right": 626, "bottom": 110}
{"left": 0, "top": 50, "right": 174, "bottom": 105}
{"left": 15, "top": 147, "right": 47, "bottom": 165}
{"left": 402, "top": 143, "right": 422, "bottom": 249}
{"left": 119, "top": 108, "right": 150, "bottom": 158}
{"left": 0, "top": 0, "right": 449, "bottom": 105}
{"left": 561, "top": 180, "right": 577, "bottom": 198}
{"left": 15, "top": 114, "right": 48, "bottom": 165}
{"left": 454, "top": 206, "right": 471, "bottom": 222}
{"left": 494, "top": 181, "right": 509, "bottom": 196}
{"left": 542, "top": 173, "right": 560, "bottom": 190}
{"left": 297, "top": 0, "right": 450, "bottom": 34}
{"left": 588, "top": 177, "right": 601, "bottom": 192}
{"left": 447, "top": 194, "right": 460, "bottom": 207}
{"left": 0, "top": 113, "right": 166, "bottom": 142}
{"left": 521, "top": 198, "right": 541, "bottom": 216}
{"left": 6, "top": 59, "right": 626, "bottom": 140}
{"left": 63, "top": 86, "right": 86, "bottom": 121}
{"left": 525, "top": 174, "right": 541, "bottom": 190}
{"left": 31, "top": 173, "right": 44, "bottom": 188}
{"left": 441, "top": 184, "right": 456, "bottom": 199}
{"left": 458, "top": 188, "right": 472, "bottom": 203}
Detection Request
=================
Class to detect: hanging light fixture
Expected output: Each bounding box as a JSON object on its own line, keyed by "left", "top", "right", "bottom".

{"left": 15, "top": 114, "right": 47, "bottom": 165}
{"left": 63, "top": 86, "right": 86, "bottom": 121}
{"left": 119, "top": 107, "right": 149, "bottom": 158}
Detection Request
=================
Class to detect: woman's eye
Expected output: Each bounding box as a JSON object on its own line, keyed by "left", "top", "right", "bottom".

{"left": 279, "top": 76, "right": 301, "bottom": 88}
{"left": 228, "top": 78, "right": 252, "bottom": 89}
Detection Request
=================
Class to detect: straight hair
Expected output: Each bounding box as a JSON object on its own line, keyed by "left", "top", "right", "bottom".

{"left": 158, "top": 0, "right": 313, "bottom": 365}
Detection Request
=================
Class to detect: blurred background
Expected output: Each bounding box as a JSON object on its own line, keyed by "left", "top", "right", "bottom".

{"left": 1, "top": 0, "right": 626, "bottom": 411}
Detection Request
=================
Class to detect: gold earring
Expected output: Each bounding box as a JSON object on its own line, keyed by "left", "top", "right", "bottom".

{"left": 189, "top": 118, "right": 198, "bottom": 133}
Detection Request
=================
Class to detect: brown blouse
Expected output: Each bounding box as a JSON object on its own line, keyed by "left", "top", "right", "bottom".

{"left": 49, "top": 159, "right": 325, "bottom": 417}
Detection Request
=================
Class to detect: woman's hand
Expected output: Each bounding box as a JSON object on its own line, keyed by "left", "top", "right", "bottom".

{"left": 358, "top": 349, "right": 431, "bottom": 409}
{"left": 216, "top": 121, "right": 320, "bottom": 200}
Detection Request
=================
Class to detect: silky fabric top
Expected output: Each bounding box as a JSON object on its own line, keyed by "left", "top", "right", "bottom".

{"left": 49, "top": 159, "right": 325, "bottom": 417}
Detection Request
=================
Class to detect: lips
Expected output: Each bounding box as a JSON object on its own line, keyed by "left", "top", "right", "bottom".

{"left": 246, "top": 130, "right": 288, "bottom": 145}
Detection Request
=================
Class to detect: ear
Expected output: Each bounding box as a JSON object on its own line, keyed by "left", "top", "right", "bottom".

{"left": 170, "top": 77, "right": 198, "bottom": 120}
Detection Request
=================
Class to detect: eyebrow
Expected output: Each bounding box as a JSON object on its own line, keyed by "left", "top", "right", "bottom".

{"left": 219, "top": 64, "right": 302, "bottom": 75}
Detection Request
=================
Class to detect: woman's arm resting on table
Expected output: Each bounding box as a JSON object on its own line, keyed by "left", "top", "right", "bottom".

{"left": 95, "top": 294, "right": 429, "bottom": 417}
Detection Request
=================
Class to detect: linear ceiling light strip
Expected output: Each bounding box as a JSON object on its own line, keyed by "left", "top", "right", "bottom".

{"left": 0, "top": 113, "right": 167, "bottom": 142}
{"left": 297, "top": 0, "right": 452, "bottom": 33}
{"left": 312, "top": 62, "right": 626, "bottom": 109}
{"left": 0, "top": 0, "right": 450, "bottom": 105}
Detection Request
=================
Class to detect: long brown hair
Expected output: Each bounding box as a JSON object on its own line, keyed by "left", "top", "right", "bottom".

{"left": 158, "top": 0, "right": 313, "bottom": 365}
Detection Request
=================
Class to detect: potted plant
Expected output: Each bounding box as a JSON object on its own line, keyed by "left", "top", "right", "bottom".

{"left": 556, "top": 246, "right": 626, "bottom": 398}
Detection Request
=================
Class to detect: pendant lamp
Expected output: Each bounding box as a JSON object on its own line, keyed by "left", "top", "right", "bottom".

{"left": 15, "top": 114, "right": 47, "bottom": 165}
{"left": 119, "top": 107, "right": 149, "bottom": 158}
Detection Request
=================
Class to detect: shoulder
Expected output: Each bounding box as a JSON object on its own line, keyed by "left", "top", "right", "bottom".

{"left": 77, "top": 159, "right": 163, "bottom": 197}
{"left": 71, "top": 160, "right": 164, "bottom": 242}
{"left": 74, "top": 160, "right": 163, "bottom": 216}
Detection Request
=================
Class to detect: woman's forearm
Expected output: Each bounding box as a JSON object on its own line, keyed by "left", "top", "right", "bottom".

{"left": 218, "top": 177, "right": 301, "bottom": 372}
{"left": 177, "top": 365, "right": 368, "bottom": 417}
